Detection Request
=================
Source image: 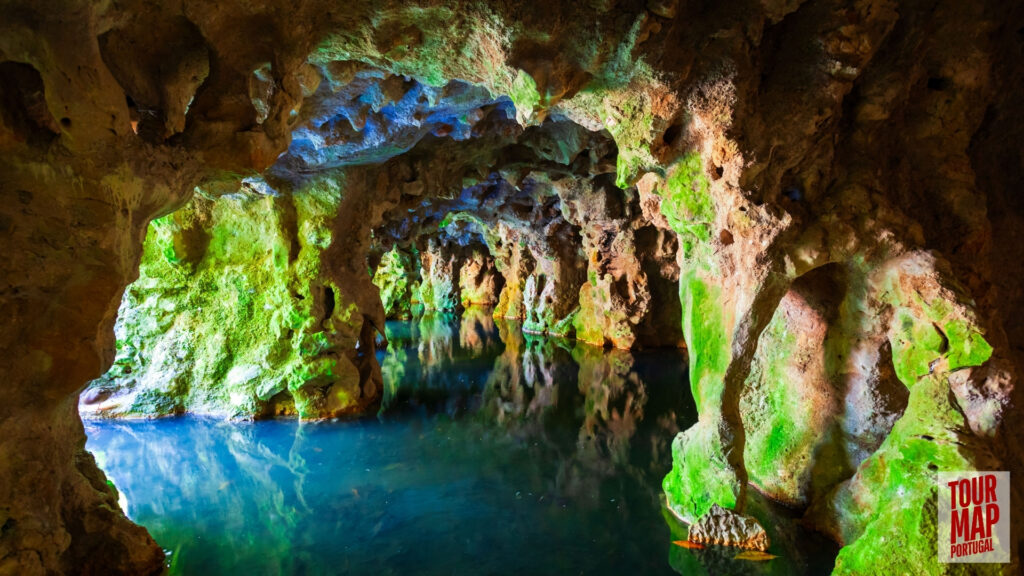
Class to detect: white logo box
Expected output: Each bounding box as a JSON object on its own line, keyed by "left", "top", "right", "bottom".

{"left": 938, "top": 471, "right": 1010, "bottom": 564}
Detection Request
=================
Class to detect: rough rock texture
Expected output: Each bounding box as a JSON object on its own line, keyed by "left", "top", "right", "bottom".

{"left": 373, "top": 246, "right": 420, "bottom": 319}
{"left": 458, "top": 245, "right": 504, "bottom": 307}
{"left": 2, "top": 0, "right": 1022, "bottom": 574}
{"left": 687, "top": 503, "right": 770, "bottom": 552}
{"left": 416, "top": 235, "right": 503, "bottom": 311}
{"left": 738, "top": 263, "right": 908, "bottom": 507}
{"left": 81, "top": 185, "right": 382, "bottom": 419}
{"left": 418, "top": 237, "right": 465, "bottom": 312}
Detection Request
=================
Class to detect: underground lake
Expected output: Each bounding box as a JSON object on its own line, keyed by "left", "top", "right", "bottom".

{"left": 85, "top": 313, "right": 839, "bottom": 575}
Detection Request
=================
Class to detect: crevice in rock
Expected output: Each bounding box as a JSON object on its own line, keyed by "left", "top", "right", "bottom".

{"left": 98, "top": 15, "right": 210, "bottom": 142}
{"left": 322, "top": 285, "right": 336, "bottom": 323}
{"left": 0, "top": 61, "right": 59, "bottom": 145}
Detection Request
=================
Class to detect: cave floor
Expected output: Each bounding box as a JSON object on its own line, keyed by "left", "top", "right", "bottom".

{"left": 85, "top": 312, "right": 838, "bottom": 575}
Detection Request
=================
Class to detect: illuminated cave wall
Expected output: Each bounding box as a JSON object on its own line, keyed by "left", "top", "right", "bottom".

{"left": 1, "top": 1, "right": 1021, "bottom": 575}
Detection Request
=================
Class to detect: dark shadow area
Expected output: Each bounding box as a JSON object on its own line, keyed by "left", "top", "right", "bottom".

{"left": 0, "top": 61, "right": 59, "bottom": 145}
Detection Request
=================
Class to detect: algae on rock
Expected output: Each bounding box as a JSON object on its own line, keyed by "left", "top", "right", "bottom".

{"left": 84, "top": 179, "right": 378, "bottom": 419}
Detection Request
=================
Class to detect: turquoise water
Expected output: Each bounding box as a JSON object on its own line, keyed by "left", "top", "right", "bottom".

{"left": 86, "top": 310, "right": 838, "bottom": 575}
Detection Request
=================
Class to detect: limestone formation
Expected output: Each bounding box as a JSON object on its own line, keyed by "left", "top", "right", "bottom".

{"left": 688, "top": 504, "right": 770, "bottom": 552}
{"left": 373, "top": 246, "right": 420, "bottom": 319}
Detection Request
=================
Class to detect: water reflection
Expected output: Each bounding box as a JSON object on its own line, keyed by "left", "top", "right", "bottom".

{"left": 88, "top": 309, "right": 836, "bottom": 575}
{"left": 376, "top": 309, "right": 503, "bottom": 414}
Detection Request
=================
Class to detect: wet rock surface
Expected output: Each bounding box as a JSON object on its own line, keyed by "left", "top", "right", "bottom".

{"left": 688, "top": 504, "right": 770, "bottom": 552}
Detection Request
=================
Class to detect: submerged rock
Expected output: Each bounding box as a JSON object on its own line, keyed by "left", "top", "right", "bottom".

{"left": 687, "top": 504, "right": 770, "bottom": 552}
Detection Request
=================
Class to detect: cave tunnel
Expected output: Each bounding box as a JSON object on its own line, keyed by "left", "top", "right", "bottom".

{"left": 1, "top": 1, "right": 1023, "bottom": 575}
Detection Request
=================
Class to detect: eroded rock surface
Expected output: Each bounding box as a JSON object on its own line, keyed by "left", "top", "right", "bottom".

{"left": 687, "top": 504, "right": 770, "bottom": 552}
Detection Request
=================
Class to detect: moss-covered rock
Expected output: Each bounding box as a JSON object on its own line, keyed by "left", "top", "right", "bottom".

{"left": 663, "top": 269, "right": 741, "bottom": 522}
{"left": 84, "top": 179, "right": 377, "bottom": 419}
{"left": 809, "top": 253, "right": 1003, "bottom": 575}
{"left": 373, "top": 246, "right": 420, "bottom": 319}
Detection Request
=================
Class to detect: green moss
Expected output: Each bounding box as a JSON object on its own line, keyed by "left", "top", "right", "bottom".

{"left": 659, "top": 152, "right": 714, "bottom": 258}
{"left": 310, "top": 5, "right": 514, "bottom": 92}
{"left": 551, "top": 14, "right": 660, "bottom": 187}
{"left": 419, "top": 261, "right": 460, "bottom": 311}
{"left": 549, "top": 307, "right": 579, "bottom": 339}
{"left": 880, "top": 269, "right": 994, "bottom": 388}
{"left": 942, "top": 319, "right": 993, "bottom": 371}
{"left": 680, "top": 270, "right": 729, "bottom": 410}
{"left": 509, "top": 69, "right": 541, "bottom": 124}
{"left": 820, "top": 262, "right": 1000, "bottom": 575}
{"left": 89, "top": 177, "right": 368, "bottom": 418}
{"left": 742, "top": 310, "right": 801, "bottom": 477}
{"left": 663, "top": 269, "right": 739, "bottom": 521}
{"left": 830, "top": 374, "right": 999, "bottom": 576}
{"left": 890, "top": 308, "right": 946, "bottom": 385}
{"left": 565, "top": 83, "right": 658, "bottom": 188}
{"left": 737, "top": 291, "right": 854, "bottom": 506}
{"left": 373, "top": 247, "right": 418, "bottom": 319}
{"left": 587, "top": 14, "right": 650, "bottom": 92}
{"left": 663, "top": 420, "right": 741, "bottom": 523}
{"left": 572, "top": 279, "right": 634, "bottom": 348}
{"left": 606, "top": 94, "right": 656, "bottom": 188}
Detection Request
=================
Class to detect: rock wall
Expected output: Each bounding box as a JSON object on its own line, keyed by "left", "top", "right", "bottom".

{"left": 418, "top": 237, "right": 464, "bottom": 312}
{"left": 372, "top": 246, "right": 420, "bottom": 320}
{"left": 1, "top": 0, "right": 1022, "bottom": 574}
{"left": 646, "top": 2, "right": 1024, "bottom": 573}
{"left": 416, "top": 235, "right": 504, "bottom": 312}
{"left": 82, "top": 181, "right": 381, "bottom": 420}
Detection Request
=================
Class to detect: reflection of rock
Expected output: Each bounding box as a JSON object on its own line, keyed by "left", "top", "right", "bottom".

{"left": 459, "top": 306, "right": 500, "bottom": 352}
{"left": 478, "top": 319, "right": 690, "bottom": 510}
{"left": 416, "top": 312, "right": 458, "bottom": 366}
{"left": 87, "top": 420, "right": 310, "bottom": 574}
{"left": 378, "top": 312, "right": 504, "bottom": 415}
{"left": 688, "top": 504, "right": 770, "bottom": 552}
{"left": 574, "top": 346, "right": 646, "bottom": 468}
{"left": 484, "top": 322, "right": 575, "bottom": 425}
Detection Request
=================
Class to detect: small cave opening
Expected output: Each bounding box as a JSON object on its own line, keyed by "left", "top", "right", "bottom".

{"left": 0, "top": 61, "right": 60, "bottom": 144}
{"left": 321, "top": 285, "right": 336, "bottom": 323}
{"left": 262, "top": 388, "right": 298, "bottom": 418}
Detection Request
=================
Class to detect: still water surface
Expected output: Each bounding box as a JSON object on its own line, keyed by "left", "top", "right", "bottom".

{"left": 86, "top": 310, "right": 837, "bottom": 575}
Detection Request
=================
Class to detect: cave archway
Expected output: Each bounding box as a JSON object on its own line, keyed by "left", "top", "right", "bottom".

{"left": 80, "top": 70, "right": 689, "bottom": 421}
{"left": 73, "top": 71, "right": 706, "bottom": 571}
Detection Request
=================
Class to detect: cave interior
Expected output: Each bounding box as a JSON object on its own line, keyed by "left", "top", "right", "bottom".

{"left": 0, "top": 0, "right": 1022, "bottom": 575}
